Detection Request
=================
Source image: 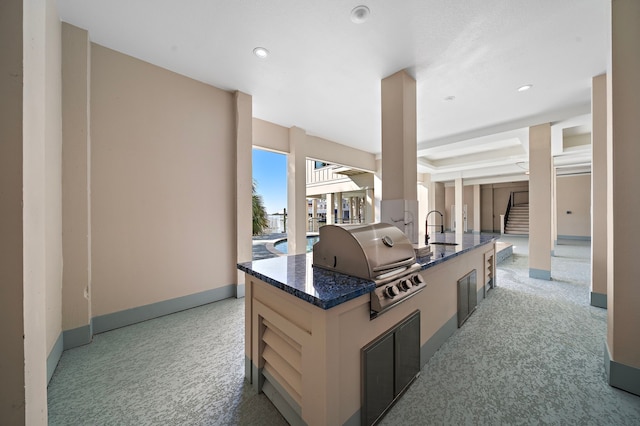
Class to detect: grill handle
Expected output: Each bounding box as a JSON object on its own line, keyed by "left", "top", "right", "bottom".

{"left": 372, "top": 257, "right": 415, "bottom": 272}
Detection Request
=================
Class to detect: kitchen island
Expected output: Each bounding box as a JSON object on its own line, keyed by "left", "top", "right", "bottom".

{"left": 238, "top": 233, "right": 496, "bottom": 426}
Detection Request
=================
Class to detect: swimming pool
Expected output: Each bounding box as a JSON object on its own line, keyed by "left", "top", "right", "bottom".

{"left": 273, "top": 235, "right": 320, "bottom": 254}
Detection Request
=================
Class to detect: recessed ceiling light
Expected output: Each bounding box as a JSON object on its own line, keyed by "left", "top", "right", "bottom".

{"left": 444, "top": 95, "right": 456, "bottom": 101}
{"left": 253, "top": 47, "right": 269, "bottom": 59}
{"left": 517, "top": 84, "right": 533, "bottom": 92}
{"left": 350, "top": 5, "right": 370, "bottom": 23}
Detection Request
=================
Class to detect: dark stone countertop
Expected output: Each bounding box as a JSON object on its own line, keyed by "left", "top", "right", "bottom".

{"left": 237, "top": 233, "right": 496, "bottom": 310}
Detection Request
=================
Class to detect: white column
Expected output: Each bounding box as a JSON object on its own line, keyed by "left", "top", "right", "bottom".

{"left": 335, "top": 192, "right": 343, "bottom": 223}
{"left": 374, "top": 160, "right": 382, "bottom": 223}
{"left": 326, "top": 193, "right": 334, "bottom": 225}
{"left": 287, "top": 127, "right": 307, "bottom": 255}
{"left": 417, "top": 173, "right": 430, "bottom": 243}
{"left": 312, "top": 199, "right": 318, "bottom": 232}
{"left": 529, "top": 123, "right": 552, "bottom": 280}
{"left": 365, "top": 188, "right": 374, "bottom": 224}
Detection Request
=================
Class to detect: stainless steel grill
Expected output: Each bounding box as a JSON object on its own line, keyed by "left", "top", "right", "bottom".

{"left": 313, "top": 223, "right": 426, "bottom": 313}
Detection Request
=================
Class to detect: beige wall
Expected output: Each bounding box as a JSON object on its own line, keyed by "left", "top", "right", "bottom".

{"left": 556, "top": 174, "right": 591, "bottom": 238}
{"left": 0, "top": 0, "right": 26, "bottom": 421}
{"left": 89, "top": 44, "right": 236, "bottom": 317}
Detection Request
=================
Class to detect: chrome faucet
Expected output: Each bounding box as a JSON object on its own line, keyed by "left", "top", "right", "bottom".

{"left": 425, "top": 210, "right": 444, "bottom": 245}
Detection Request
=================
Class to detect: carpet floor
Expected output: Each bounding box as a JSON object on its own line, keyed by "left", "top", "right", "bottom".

{"left": 48, "top": 238, "right": 640, "bottom": 425}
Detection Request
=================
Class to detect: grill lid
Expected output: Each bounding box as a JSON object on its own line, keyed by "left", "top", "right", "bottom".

{"left": 312, "top": 223, "right": 416, "bottom": 283}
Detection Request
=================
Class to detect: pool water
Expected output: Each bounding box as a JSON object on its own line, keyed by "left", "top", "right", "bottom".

{"left": 274, "top": 235, "right": 320, "bottom": 254}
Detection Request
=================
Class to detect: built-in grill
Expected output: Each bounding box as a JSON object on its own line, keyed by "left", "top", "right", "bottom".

{"left": 313, "top": 223, "right": 426, "bottom": 314}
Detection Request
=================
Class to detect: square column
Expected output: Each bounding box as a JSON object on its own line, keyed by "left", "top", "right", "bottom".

{"left": 380, "top": 70, "right": 419, "bottom": 243}
{"left": 605, "top": 0, "right": 640, "bottom": 396}
{"left": 287, "top": 127, "right": 307, "bottom": 255}
{"left": 529, "top": 123, "right": 552, "bottom": 280}
{"left": 473, "top": 185, "right": 481, "bottom": 234}
{"left": 364, "top": 188, "right": 374, "bottom": 224}
{"left": 455, "top": 177, "right": 464, "bottom": 240}
{"left": 235, "top": 91, "right": 252, "bottom": 296}
{"left": 326, "top": 193, "right": 334, "bottom": 225}
{"left": 591, "top": 74, "right": 607, "bottom": 308}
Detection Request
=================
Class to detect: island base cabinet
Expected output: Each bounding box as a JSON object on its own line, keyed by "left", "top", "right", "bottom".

{"left": 362, "top": 311, "right": 420, "bottom": 426}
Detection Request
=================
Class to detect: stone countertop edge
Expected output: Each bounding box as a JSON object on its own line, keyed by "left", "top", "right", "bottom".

{"left": 238, "top": 234, "right": 496, "bottom": 310}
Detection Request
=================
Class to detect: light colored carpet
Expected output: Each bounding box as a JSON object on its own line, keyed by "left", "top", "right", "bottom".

{"left": 48, "top": 239, "right": 640, "bottom": 425}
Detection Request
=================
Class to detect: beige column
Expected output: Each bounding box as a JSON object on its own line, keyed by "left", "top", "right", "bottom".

{"left": 473, "top": 185, "right": 481, "bottom": 234}
{"left": 235, "top": 91, "right": 252, "bottom": 296}
{"left": 455, "top": 177, "right": 464, "bottom": 240}
{"left": 364, "top": 188, "right": 374, "bottom": 224}
{"left": 61, "top": 23, "right": 93, "bottom": 345}
{"left": 528, "top": 123, "right": 552, "bottom": 280}
{"left": 1, "top": 0, "right": 27, "bottom": 421}
{"left": 433, "top": 182, "right": 446, "bottom": 220}
{"left": 591, "top": 74, "right": 607, "bottom": 309}
{"left": 551, "top": 166, "right": 557, "bottom": 256}
{"left": 605, "top": 0, "right": 640, "bottom": 396}
{"left": 287, "top": 127, "right": 307, "bottom": 254}
{"left": 335, "top": 192, "right": 343, "bottom": 223}
{"left": 380, "top": 70, "right": 419, "bottom": 243}
{"left": 326, "top": 193, "right": 334, "bottom": 225}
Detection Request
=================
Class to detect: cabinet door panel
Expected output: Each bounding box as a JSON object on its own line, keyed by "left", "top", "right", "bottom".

{"left": 363, "top": 332, "right": 394, "bottom": 426}
{"left": 394, "top": 312, "right": 420, "bottom": 394}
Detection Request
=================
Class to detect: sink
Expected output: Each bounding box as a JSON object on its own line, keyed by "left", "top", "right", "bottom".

{"left": 430, "top": 242, "right": 459, "bottom": 246}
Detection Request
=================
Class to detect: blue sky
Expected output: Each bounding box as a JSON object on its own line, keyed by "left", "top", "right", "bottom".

{"left": 252, "top": 148, "right": 287, "bottom": 214}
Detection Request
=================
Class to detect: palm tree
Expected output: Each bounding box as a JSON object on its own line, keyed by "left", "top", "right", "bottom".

{"left": 252, "top": 180, "right": 269, "bottom": 235}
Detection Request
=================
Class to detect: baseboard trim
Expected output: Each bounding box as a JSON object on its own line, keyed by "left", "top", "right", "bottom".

{"left": 63, "top": 323, "right": 93, "bottom": 350}
{"left": 558, "top": 235, "right": 591, "bottom": 241}
{"left": 236, "top": 283, "right": 245, "bottom": 298}
{"left": 262, "top": 369, "right": 304, "bottom": 426}
{"left": 529, "top": 268, "right": 551, "bottom": 280}
{"left": 590, "top": 292, "right": 607, "bottom": 309}
{"left": 93, "top": 285, "right": 235, "bottom": 334}
{"left": 604, "top": 341, "right": 640, "bottom": 396}
{"left": 47, "top": 332, "right": 64, "bottom": 384}
{"left": 420, "top": 313, "right": 458, "bottom": 367}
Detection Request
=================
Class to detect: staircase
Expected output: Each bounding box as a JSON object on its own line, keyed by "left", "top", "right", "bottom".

{"left": 505, "top": 203, "right": 529, "bottom": 235}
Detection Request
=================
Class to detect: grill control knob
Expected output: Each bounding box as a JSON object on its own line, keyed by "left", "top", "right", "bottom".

{"left": 385, "top": 285, "right": 399, "bottom": 299}
{"left": 399, "top": 279, "right": 411, "bottom": 291}
{"left": 411, "top": 274, "right": 425, "bottom": 286}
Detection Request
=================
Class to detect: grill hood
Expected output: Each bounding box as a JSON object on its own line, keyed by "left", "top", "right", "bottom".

{"left": 312, "top": 223, "right": 417, "bottom": 284}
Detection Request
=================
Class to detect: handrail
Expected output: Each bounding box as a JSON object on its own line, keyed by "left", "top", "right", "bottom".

{"left": 504, "top": 194, "right": 513, "bottom": 231}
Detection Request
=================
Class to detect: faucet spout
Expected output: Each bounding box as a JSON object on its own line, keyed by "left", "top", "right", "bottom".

{"left": 425, "top": 210, "right": 444, "bottom": 245}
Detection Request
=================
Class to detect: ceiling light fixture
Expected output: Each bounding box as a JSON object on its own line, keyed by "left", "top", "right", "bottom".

{"left": 444, "top": 95, "right": 456, "bottom": 101}
{"left": 517, "top": 84, "right": 533, "bottom": 92}
{"left": 350, "top": 5, "right": 370, "bottom": 23}
{"left": 253, "top": 47, "right": 269, "bottom": 59}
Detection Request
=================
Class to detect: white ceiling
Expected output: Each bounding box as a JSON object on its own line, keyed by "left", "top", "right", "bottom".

{"left": 57, "top": 0, "right": 609, "bottom": 183}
